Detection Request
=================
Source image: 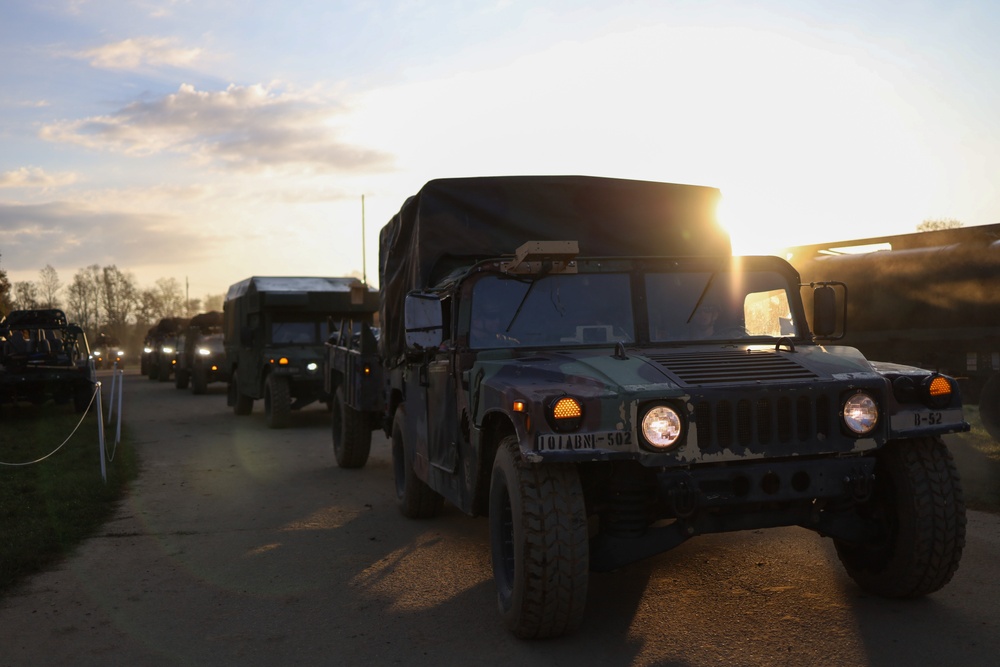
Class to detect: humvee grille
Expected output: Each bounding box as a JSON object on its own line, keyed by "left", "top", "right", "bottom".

{"left": 647, "top": 352, "right": 842, "bottom": 451}
{"left": 691, "top": 391, "right": 836, "bottom": 451}
{"left": 646, "top": 350, "right": 818, "bottom": 385}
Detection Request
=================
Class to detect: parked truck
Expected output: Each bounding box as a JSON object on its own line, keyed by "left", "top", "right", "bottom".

{"left": 224, "top": 276, "right": 378, "bottom": 429}
{"left": 785, "top": 223, "right": 1000, "bottom": 439}
{"left": 328, "top": 175, "right": 970, "bottom": 639}
{"left": 0, "top": 308, "right": 95, "bottom": 412}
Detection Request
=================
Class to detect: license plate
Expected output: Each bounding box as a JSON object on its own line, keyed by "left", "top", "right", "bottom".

{"left": 537, "top": 431, "right": 633, "bottom": 451}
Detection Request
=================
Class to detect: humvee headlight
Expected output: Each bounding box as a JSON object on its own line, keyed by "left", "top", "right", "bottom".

{"left": 924, "top": 374, "right": 953, "bottom": 409}
{"left": 143, "top": 346, "right": 153, "bottom": 354}
{"left": 843, "top": 393, "right": 878, "bottom": 435}
{"left": 641, "top": 404, "right": 683, "bottom": 450}
{"left": 162, "top": 346, "right": 174, "bottom": 354}
{"left": 547, "top": 396, "right": 583, "bottom": 432}
{"left": 115, "top": 350, "right": 125, "bottom": 357}
{"left": 93, "top": 349, "right": 103, "bottom": 356}
{"left": 197, "top": 347, "right": 211, "bottom": 356}
{"left": 306, "top": 362, "right": 318, "bottom": 372}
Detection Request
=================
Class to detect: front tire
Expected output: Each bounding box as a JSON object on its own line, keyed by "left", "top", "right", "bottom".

{"left": 391, "top": 406, "right": 443, "bottom": 518}
{"left": 175, "top": 368, "right": 189, "bottom": 390}
{"left": 332, "top": 386, "right": 371, "bottom": 468}
{"left": 834, "top": 437, "right": 966, "bottom": 598}
{"left": 264, "top": 374, "right": 291, "bottom": 429}
{"left": 230, "top": 370, "right": 253, "bottom": 416}
{"left": 489, "top": 435, "right": 588, "bottom": 639}
{"left": 191, "top": 366, "right": 208, "bottom": 394}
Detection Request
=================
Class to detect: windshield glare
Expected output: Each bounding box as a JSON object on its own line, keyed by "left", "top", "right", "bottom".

{"left": 468, "top": 269, "right": 798, "bottom": 349}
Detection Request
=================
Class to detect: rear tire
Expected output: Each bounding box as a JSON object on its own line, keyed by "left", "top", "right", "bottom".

{"left": 332, "top": 386, "right": 371, "bottom": 468}
{"left": 230, "top": 370, "right": 253, "bottom": 416}
{"left": 489, "top": 435, "right": 588, "bottom": 638}
{"left": 391, "top": 406, "right": 443, "bottom": 518}
{"left": 264, "top": 374, "right": 291, "bottom": 429}
{"left": 834, "top": 437, "right": 966, "bottom": 598}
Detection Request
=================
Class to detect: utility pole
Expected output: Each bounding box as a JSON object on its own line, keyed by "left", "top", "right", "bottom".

{"left": 361, "top": 195, "right": 367, "bottom": 286}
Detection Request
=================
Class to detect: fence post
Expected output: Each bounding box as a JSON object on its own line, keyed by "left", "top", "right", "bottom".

{"left": 95, "top": 382, "right": 107, "bottom": 483}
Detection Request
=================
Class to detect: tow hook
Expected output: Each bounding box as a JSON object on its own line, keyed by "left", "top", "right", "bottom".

{"left": 668, "top": 476, "right": 697, "bottom": 518}
{"left": 845, "top": 470, "right": 874, "bottom": 502}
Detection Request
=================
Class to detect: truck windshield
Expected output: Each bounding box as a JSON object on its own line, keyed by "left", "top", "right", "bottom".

{"left": 470, "top": 273, "right": 635, "bottom": 348}
{"left": 270, "top": 321, "right": 327, "bottom": 345}
{"left": 646, "top": 270, "right": 798, "bottom": 342}
{"left": 468, "top": 268, "right": 799, "bottom": 349}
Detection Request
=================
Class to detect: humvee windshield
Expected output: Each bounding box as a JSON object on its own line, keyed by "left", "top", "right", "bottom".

{"left": 270, "top": 320, "right": 330, "bottom": 345}
{"left": 468, "top": 268, "right": 799, "bottom": 349}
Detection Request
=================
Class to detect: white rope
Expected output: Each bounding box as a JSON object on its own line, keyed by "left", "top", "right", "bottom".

{"left": 0, "top": 383, "right": 99, "bottom": 467}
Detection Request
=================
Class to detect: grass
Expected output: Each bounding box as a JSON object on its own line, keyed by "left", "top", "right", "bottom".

{"left": 944, "top": 405, "right": 1000, "bottom": 513}
{"left": 0, "top": 395, "right": 138, "bottom": 596}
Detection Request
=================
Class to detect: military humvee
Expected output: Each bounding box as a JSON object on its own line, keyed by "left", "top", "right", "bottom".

{"left": 174, "top": 311, "right": 225, "bottom": 394}
{"left": 332, "top": 176, "right": 969, "bottom": 639}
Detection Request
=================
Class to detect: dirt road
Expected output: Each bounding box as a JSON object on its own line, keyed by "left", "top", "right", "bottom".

{"left": 2, "top": 370, "right": 999, "bottom": 666}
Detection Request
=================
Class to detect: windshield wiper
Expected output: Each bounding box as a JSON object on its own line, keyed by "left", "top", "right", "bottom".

{"left": 685, "top": 272, "right": 717, "bottom": 324}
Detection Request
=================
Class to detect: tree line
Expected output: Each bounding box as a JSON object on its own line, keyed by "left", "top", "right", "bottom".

{"left": 0, "top": 255, "right": 223, "bottom": 354}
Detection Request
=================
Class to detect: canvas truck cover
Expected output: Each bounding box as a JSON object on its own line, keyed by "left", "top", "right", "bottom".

{"left": 378, "top": 175, "right": 727, "bottom": 360}
{"left": 225, "top": 276, "right": 377, "bottom": 313}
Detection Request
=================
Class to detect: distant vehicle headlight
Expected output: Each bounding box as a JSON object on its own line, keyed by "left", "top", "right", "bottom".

{"left": 143, "top": 346, "right": 153, "bottom": 354}
{"left": 162, "top": 346, "right": 174, "bottom": 354}
{"left": 641, "top": 404, "right": 683, "bottom": 450}
{"left": 306, "top": 362, "right": 318, "bottom": 372}
{"left": 93, "top": 349, "right": 103, "bottom": 356}
{"left": 843, "top": 393, "right": 879, "bottom": 435}
{"left": 197, "top": 347, "right": 211, "bottom": 356}
{"left": 116, "top": 350, "right": 125, "bottom": 357}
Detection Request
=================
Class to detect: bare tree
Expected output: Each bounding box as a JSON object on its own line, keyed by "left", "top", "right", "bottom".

{"left": 917, "top": 218, "right": 963, "bottom": 232}
{"left": 13, "top": 281, "right": 39, "bottom": 310}
{"left": 65, "top": 265, "right": 102, "bottom": 332}
{"left": 203, "top": 293, "right": 225, "bottom": 312}
{"left": 0, "top": 253, "right": 11, "bottom": 317}
{"left": 155, "top": 277, "right": 186, "bottom": 318}
{"left": 100, "top": 265, "right": 138, "bottom": 341}
{"left": 38, "top": 264, "right": 61, "bottom": 309}
{"left": 135, "top": 288, "right": 162, "bottom": 328}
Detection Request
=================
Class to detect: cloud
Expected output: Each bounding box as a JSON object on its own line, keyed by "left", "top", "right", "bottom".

{"left": 0, "top": 200, "right": 217, "bottom": 274}
{"left": 38, "top": 83, "right": 395, "bottom": 174}
{"left": 0, "top": 167, "right": 78, "bottom": 189}
{"left": 74, "top": 36, "right": 203, "bottom": 70}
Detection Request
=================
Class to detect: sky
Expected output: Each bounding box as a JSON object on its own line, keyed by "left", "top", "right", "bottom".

{"left": 1, "top": 0, "right": 998, "bottom": 301}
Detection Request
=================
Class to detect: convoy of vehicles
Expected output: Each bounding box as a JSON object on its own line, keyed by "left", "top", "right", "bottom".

{"left": 222, "top": 276, "right": 378, "bottom": 428}
{"left": 35, "top": 174, "right": 978, "bottom": 640}
{"left": 0, "top": 308, "right": 95, "bottom": 411}
{"left": 327, "top": 175, "right": 969, "bottom": 638}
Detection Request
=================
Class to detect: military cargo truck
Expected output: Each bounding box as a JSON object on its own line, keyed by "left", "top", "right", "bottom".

{"left": 224, "top": 276, "right": 378, "bottom": 429}
{"left": 785, "top": 223, "right": 1000, "bottom": 439}
{"left": 175, "top": 311, "right": 225, "bottom": 394}
{"left": 0, "top": 309, "right": 95, "bottom": 412}
{"left": 331, "top": 175, "right": 969, "bottom": 639}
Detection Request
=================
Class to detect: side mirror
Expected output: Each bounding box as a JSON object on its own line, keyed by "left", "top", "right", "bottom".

{"left": 812, "top": 283, "right": 846, "bottom": 339}
{"left": 404, "top": 293, "right": 443, "bottom": 351}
